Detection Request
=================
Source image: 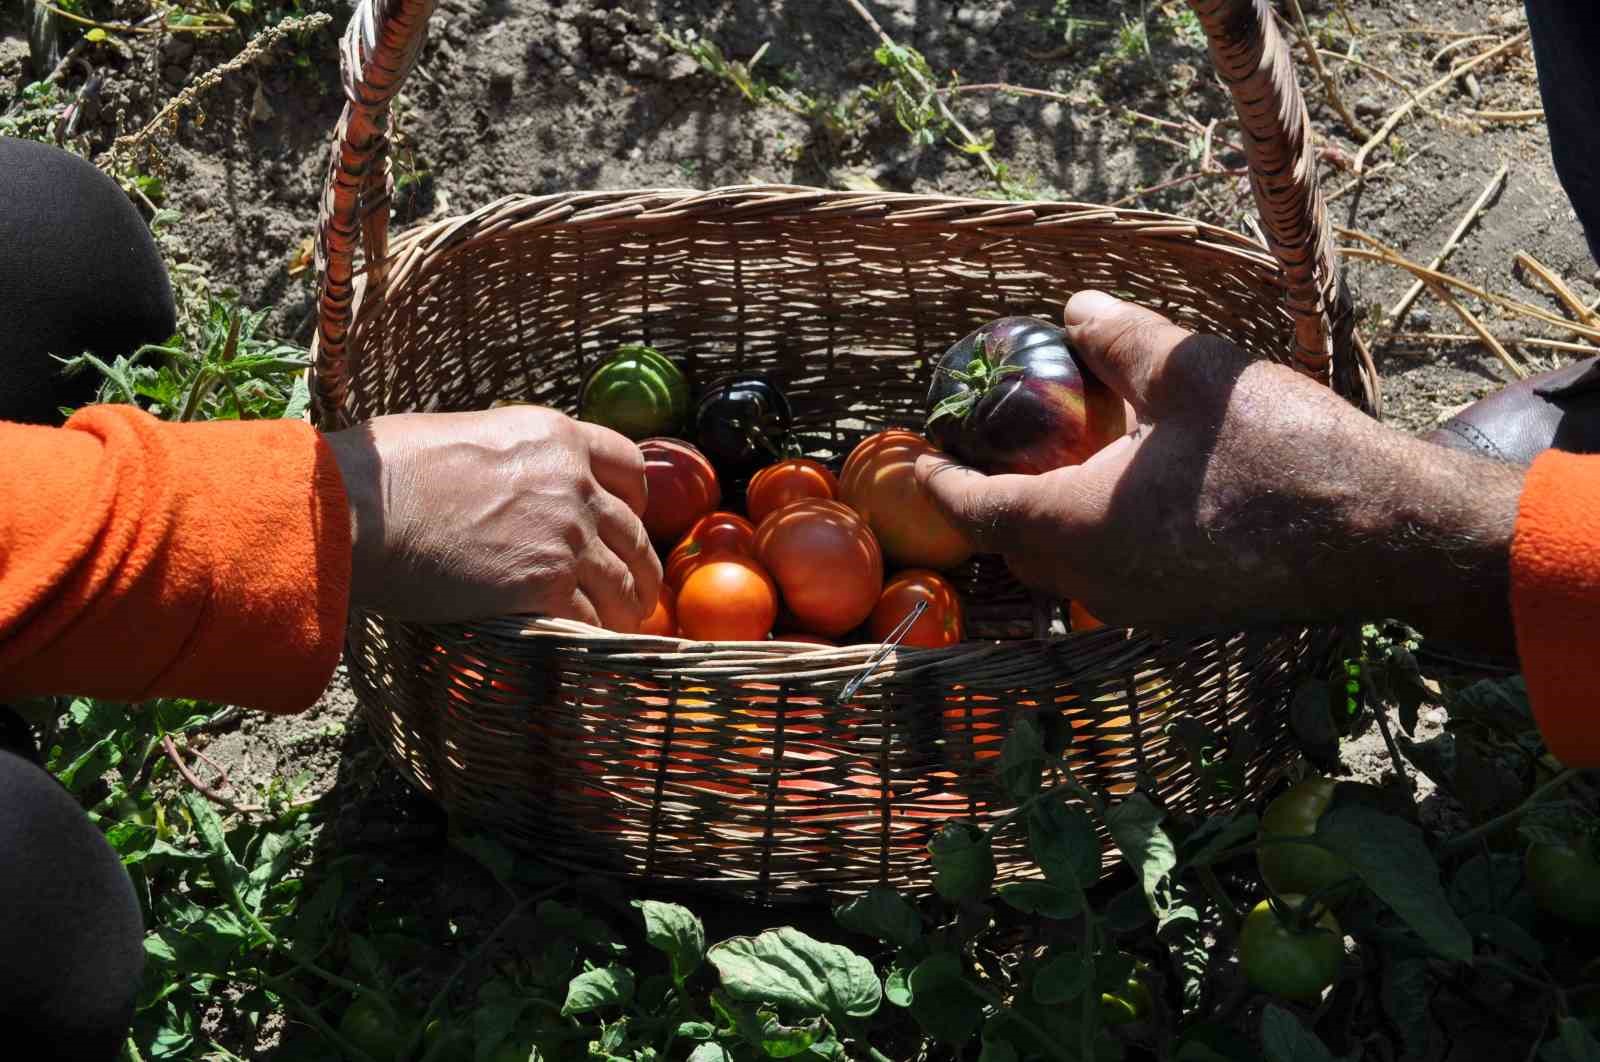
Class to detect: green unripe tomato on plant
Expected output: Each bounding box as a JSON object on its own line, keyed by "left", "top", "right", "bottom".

{"left": 1099, "top": 973, "right": 1154, "bottom": 1025}
{"left": 1257, "top": 778, "right": 1353, "bottom": 901}
{"left": 1527, "top": 831, "right": 1600, "bottom": 927}
{"left": 338, "top": 997, "right": 414, "bottom": 1061}
{"left": 1238, "top": 896, "right": 1344, "bottom": 1002}
{"left": 579, "top": 343, "right": 690, "bottom": 440}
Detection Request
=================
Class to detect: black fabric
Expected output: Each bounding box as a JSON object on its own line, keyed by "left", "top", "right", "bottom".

{"left": 0, "top": 749, "right": 144, "bottom": 1061}
{"left": 1525, "top": 1, "right": 1600, "bottom": 267}
{"left": 0, "top": 136, "right": 176, "bottom": 425}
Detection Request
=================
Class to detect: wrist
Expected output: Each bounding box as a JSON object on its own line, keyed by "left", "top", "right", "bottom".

{"left": 323, "top": 425, "right": 383, "bottom": 612}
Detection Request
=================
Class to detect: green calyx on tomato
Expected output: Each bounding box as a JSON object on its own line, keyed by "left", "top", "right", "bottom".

{"left": 580, "top": 344, "right": 690, "bottom": 440}
{"left": 338, "top": 996, "right": 415, "bottom": 1061}
{"left": 1238, "top": 895, "right": 1343, "bottom": 1002}
{"left": 1527, "top": 830, "right": 1600, "bottom": 927}
{"left": 1257, "top": 777, "right": 1355, "bottom": 902}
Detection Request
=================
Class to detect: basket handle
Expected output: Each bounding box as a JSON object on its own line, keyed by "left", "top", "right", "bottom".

{"left": 311, "top": 0, "right": 1377, "bottom": 425}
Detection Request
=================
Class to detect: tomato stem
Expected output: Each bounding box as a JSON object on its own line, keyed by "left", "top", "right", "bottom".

{"left": 1442, "top": 768, "right": 1580, "bottom": 856}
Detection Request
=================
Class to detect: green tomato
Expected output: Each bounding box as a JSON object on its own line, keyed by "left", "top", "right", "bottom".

{"left": 1238, "top": 896, "right": 1343, "bottom": 1002}
{"left": 1099, "top": 974, "right": 1153, "bottom": 1025}
{"left": 337, "top": 997, "right": 414, "bottom": 1061}
{"left": 1527, "top": 833, "right": 1600, "bottom": 927}
{"left": 1257, "top": 778, "right": 1353, "bottom": 901}
{"left": 579, "top": 344, "right": 690, "bottom": 440}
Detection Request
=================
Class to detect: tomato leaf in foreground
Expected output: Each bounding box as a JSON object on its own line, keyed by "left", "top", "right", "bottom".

{"left": 561, "top": 965, "right": 636, "bottom": 1016}
{"left": 635, "top": 900, "right": 706, "bottom": 983}
{"left": 998, "top": 717, "right": 1046, "bottom": 800}
{"left": 1028, "top": 798, "right": 1101, "bottom": 897}
{"left": 929, "top": 822, "right": 997, "bottom": 902}
{"left": 1107, "top": 793, "right": 1179, "bottom": 924}
{"left": 908, "top": 954, "right": 985, "bottom": 1047}
{"left": 1261, "top": 1004, "right": 1347, "bottom": 1061}
{"left": 708, "top": 927, "right": 882, "bottom": 1024}
{"left": 834, "top": 885, "right": 922, "bottom": 948}
{"left": 1314, "top": 805, "right": 1472, "bottom": 961}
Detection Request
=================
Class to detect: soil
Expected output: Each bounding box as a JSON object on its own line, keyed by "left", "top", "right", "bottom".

{"left": 0, "top": 1, "right": 1589, "bottom": 1056}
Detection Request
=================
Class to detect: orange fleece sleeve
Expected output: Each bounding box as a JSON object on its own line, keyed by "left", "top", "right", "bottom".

{"left": 1512, "top": 449, "right": 1600, "bottom": 767}
{"left": 0, "top": 404, "right": 350, "bottom": 714}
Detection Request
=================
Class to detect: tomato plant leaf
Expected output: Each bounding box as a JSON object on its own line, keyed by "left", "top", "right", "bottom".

{"left": 1448, "top": 677, "right": 1531, "bottom": 728}
{"left": 1397, "top": 732, "right": 1456, "bottom": 790}
{"left": 635, "top": 900, "right": 705, "bottom": 982}
{"left": 1261, "top": 1004, "right": 1342, "bottom": 1062}
{"left": 1032, "top": 952, "right": 1092, "bottom": 1005}
{"left": 998, "top": 717, "right": 1045, "bottom": 800}
{"left": 908, "top": 953, "right": 985, "bottom": 1047}
{"left": 1316, "top": 805, "right": 1472, "bottom": 962}
{"left": 708, "top": 927, "right": 881, "bottom": 1023}
{"left": 1182, "top": 812, "right": 1259, "bottom": 868}
{"left": 687, "top": 1044, "right": 735, "bottom": 1062}
{"left": 1107, "top": 793, "right": 1177, "bottom": 923}
{"left": 561, "top": 965, "right": 635, "bottom": 1016}
{"left": 754, "top": 1012, "right": 823, "bottom": 1057}
{"left": 996, "top": 880, "right": 1082, "bottom": 919}
{"left": 834, "top": 885, "right": 922, "bottom": 948}
{"left": 1550, "top": 1017, "right": 1600, "bottom": 1062}
{"left": 884, "top": 963, "right": 912, "bottom": 1007}
{"left": 929, "top": 822, "right": 996, "bottom": 902}
{"left": 1102, "top": 884, "right": 1155, "bottom": 932}
{"left": 1028, "top": 799, "right": 1101, "bottom": 893}
{"left": 979, "top": 1038, "right": 1021, "bottom": 1062}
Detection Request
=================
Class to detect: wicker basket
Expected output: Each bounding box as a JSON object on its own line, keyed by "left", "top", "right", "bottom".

{"left": 311, "top": 0, "right": 1380, "bottom": 902}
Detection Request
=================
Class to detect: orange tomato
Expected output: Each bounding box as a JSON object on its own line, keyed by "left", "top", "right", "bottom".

{"left": 868, "top": 569, "right": 964, "bottom": 649}
{"left": 839, "top": 430, "right": 975, "bottom": 569}
{"left": 639, "top": 584, "right": 678, "bottom": 636}
{"left": 665, "top": 511, "right": 757, "bottom": 590}
{"left": 1070, "top": 600, "right": 1106, "bottom": 632}
{"left": 640, "top": 438, "right": 720, "bottom": 543}
{"left": 754, "top": 499, "right": 884, "bottom": 637}
{"left": 676, "top": 557, "right": 779, "bottom": 641}
{"left": 746, "top": 458, "right": 840, "bottom": 525}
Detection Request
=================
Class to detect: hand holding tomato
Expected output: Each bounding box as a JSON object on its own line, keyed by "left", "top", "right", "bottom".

{"left": 325, "top": 406, "right": 661, "bottom": 629}
{"left": 914, "top": 291, "right": 1522, "bottom": 649}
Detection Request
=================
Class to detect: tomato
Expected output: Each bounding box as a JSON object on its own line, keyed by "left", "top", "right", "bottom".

{"left": 1257, "top": 778, "right": 1354, "bottom": 902}
{"left": 665, "top": 511, "right": 757, "bottom": 590}
{"left": 677, "top": 557, "right": 779, "bottom": 641}
{"left": 1100, "top": 972, "right": 1154, "bottom": 1026}
{"left": 1238, "top": 896, "right": 1343, "bottom": 1002}
{"left": 1527, "top": 832, "right": 1600, "bottom": 927}
{"left": 868, "top": 569, "right": 963, "bottom": 648}
{"left": 639, "top": 438, "right": 720, "bottom": 543}
{"left": 754, "top": 499, "right": 884, "bottom": 637}
{"left": 1069, "top": 600, "right": 1105, "bottom": 632}
{"left": 747, "top": 458, "right": 840, "bottom": 525}
{"left": 638, "top": 583, "right": 678, "bottom": 636}
{"left": 775, "top": 632, "right": 836, "bottom": 646}
{"left": 839, "top": 430, "right": 975, "bottom": 569}
{"left": 338, "top": 997, "right": 414, "bottom": 1061}
{"left": 580, "top": 343, "right": 690, "bottom": 439}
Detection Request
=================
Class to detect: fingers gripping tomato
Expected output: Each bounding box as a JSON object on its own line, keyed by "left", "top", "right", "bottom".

{"left": 1257, "top": 777, "right": 1354, "bottom": 901}
{"left": 839, "top": 430, "right": 974, "bottom": 569}
{"left": 1239, "top": 896, "right": 1343, "bottom": 1002}
{"left": 580, "top": 344, "right": 690, "bottom": 439}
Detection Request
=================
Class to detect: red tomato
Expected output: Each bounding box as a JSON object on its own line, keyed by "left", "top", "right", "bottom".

{"left": 746, "top": 459, "right": 840, "bottom": 525}
{"left": 1069, "top": 600, "right": 1106, "bottom": 632}
{"left": 665, "top": 511, "right": 757, "bottom": 590}
{"left": 754, "top": 499, "right": 884, "bottom": 637}
{"left": 638, "top": 584, "right": 678, "bottom": 636}
{"left": 677, "top": 557, "right": 779, "bottom": 641}
{"left": 839, "top": 430, "right": 975, "bottom": 570}
{"left": 639, "top": 438, "right": 720, "bottom": 543}
{"left": 868, "top": 569, "right": 964, "bottom": 649}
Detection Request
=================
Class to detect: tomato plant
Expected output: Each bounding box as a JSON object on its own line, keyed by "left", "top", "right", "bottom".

{"left": 338, "top": 997, "right": 413, "bottom": 1061}
{"left": 665, "top": 510, "right": 757, "bottom": 590}
{"left": 1257, "top": 777, "right": 1354, "bottom": 901}
{"left": 639, "top": 438, "right": 720, "bottom": 543}
{"left": 1527, "top": 831, "right": 1600, "bottom": 927}
{"left": 838, "top": 429, "right": 975, "bottom": 570}
{"left": 676, "top": 556, "right": 779, "bottom": 641}
{"left": 1238, "top": 896, "right": 1344, "bottom": 1002}
{"left": 746, "top": 457, "right": 839, "bottom": 525}
{"left": 580, "top": 343, "right": 689, "bottom": 439}
{"left": 754, "top": 498, "right": 884, "bottom": 637}
{"left": 867, "top": 569, "right": 963, "bottom": 648}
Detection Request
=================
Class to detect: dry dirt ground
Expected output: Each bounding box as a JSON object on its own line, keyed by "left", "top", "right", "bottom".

{"left": 1, "top": 0, "right": 1589, "bottom": 918}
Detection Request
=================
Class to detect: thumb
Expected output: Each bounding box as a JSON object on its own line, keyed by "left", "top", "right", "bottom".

{"left": 1064, "top": 289, "right": 1240, "bottom": 420}
{"left": 914, "top": 452, "right": 1029, "bottom": 552}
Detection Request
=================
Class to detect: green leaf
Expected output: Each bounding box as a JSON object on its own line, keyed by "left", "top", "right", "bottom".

{"left": 979, "top": 1038, "right": 1021, "bottom": 1062}
{"left": 908, "top": 954, "right": 984, "bottom": 1047}
{"left": 1182, "top": 813, "right": 1259, "bottom": 867}
{"left": 1028, "top": 799, "right": 1100, "bottom": 892}
{"left": 996, "top": 880, "right": 1082, "bottom": 919}
{"left": 1106, "top": 793, "right": 1176, "bottom": 922}
{"left": 884, "top": 964, "right": 912, "bottom": 1007}
{"left": 635, "top": 900, "right": 705, "bottom": 982}
{"left": 755, "top": 1012, "right": 823, "bottom": 1057}
{"left": 282, "top": 373, "right": 311, "bottom": 421}
{"left": 1261, "top": 1004, "right": 1339, "bottom": 1062}
{"left": 1557, "top": 1018, "right": 1600, "bottom": 1062}
{"left": 688, "top": 1045, "right": 734, "bottom": 1062}
{"left": 709, "top": 927, "right": 881, "bottom": 1023}
{"left": 676, "top": 1021, "right": 715, "bottom": 1040}
{"left": 474, "top": 981, "right": 533, "bottom": 1061}
{"left": 1448, "top": 677, "right": 1531, "bottom": 728}
{"left": 929, "top": 822, "right": 996, "bottom": 902}
{"left": 1102, "top": 885, "right": 1154, "bottom": 932}
{"left": 998, "top": 717, "right": 1046, "bottom": 800}
{"left": 834, "top": 885, "right": 921, "bottom": 948}
{"left": 1316, "top": 805, "right": 1472, "bottom": 961}
{"left": 1032, "top": 952, "right": 1092, "bottom": 1005}
{"left": 561, "top": 965, "right": 635, "bottom": 1016}
{"left": 85, "top": 27, "right": 108, "bottom": 42}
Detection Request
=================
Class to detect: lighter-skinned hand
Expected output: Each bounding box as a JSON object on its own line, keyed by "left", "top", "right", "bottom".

{"left": 324, "top": 406, "right": 661, "bottom": 629}
{"left": 915, "top": 291, "right": 1524, "bottom": 650}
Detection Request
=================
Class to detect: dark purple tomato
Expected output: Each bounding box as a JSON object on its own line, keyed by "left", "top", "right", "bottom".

{"left": 925, "top": 316, "right": 1126, "bottom": 475}
{"left": 694, "top": 374, "right": 794, "bottom": 477}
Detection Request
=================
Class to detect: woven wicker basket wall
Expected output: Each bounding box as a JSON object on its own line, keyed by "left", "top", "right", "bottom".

{"left": 311, "top": 0, "right": 1378, "bottom": 902}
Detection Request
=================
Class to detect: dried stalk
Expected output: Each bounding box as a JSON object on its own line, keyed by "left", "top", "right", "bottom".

{"left": 1108, "top": 166, "right": 1247, "bottom": 208}
{"left": 1465, "top": 108, "right": 1544, "bottom": 122}
{"left": 1353, "top": 31, "right": 1529, "bottom": 173}
{"left": 1426, "top": 279, "right": 1526, "bottom": 378}
{"left": 1386, "top": 163, "right": 1507, "bottom": 325}
{"left": 1517, "top": 337, "right": 1600, "bottom": 356}
{"left": 1287, "top": 0, "right": 1369, "bottom": 140}
{"left": 163, "top": 734, "right": 263, "bottom": 814}
{"left": 1514, "top": 251, "right": 1600, "bottom": 327}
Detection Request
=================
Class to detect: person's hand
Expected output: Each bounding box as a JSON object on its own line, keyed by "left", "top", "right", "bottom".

{"left": 915, "top": 291, "right": 1524, "bottom": 650}
{"left": 324, "top": 406, "right": 661, "bottom": 629}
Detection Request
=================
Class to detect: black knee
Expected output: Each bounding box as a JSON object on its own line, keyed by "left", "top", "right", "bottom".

{"left": 0, "top": 136, "right": 177, "bottom": 424}
{"left": 0, "top": 749, "right": 144, "bottom": 1060}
